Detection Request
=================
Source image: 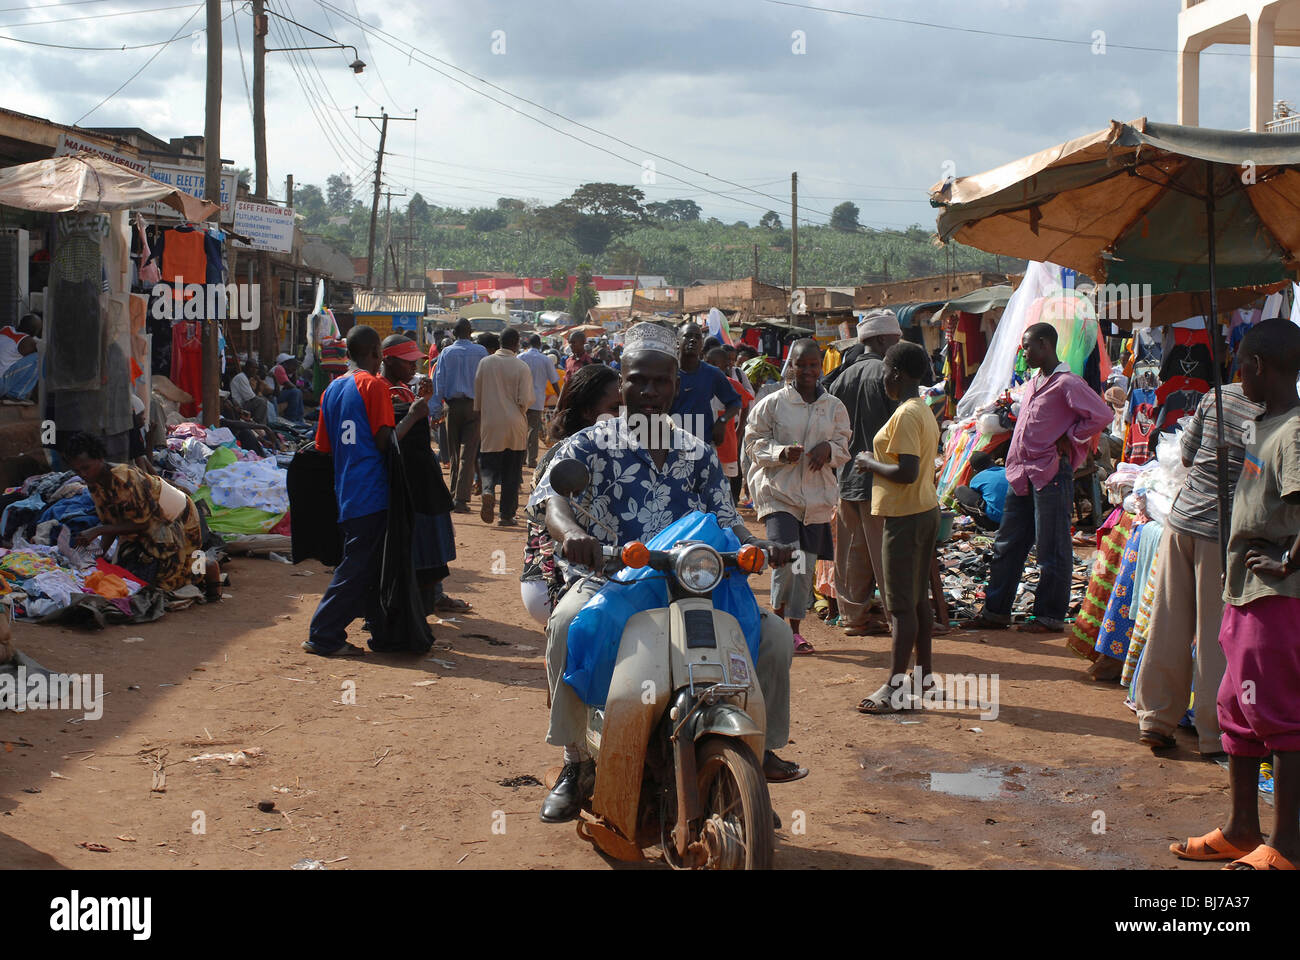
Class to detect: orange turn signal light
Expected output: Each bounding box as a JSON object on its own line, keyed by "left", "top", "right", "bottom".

{"left": 622, "top": 541, "right": 650, "bottom": 568}
{"left": 737, "top": 544, "right": 764, "bottom": 574}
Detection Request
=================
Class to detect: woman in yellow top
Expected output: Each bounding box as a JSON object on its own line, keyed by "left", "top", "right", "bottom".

{"left": 64, "top": 432, "right": 222, "bottom": 600}
{"left": 850, "top": 342, "right": 941, "bottom": 714}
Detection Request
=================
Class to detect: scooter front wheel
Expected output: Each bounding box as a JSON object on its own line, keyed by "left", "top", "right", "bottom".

{"left": 692, "top": 736, "right": 775, "bottom": 869}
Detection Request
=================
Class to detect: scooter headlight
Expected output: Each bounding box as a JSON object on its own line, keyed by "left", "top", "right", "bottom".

{"left": 673, "top": 544, "right": 724, "bottom": 594}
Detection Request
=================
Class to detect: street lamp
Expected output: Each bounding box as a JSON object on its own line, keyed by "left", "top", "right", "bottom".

{"left": 257, "top": 5, "right": 365, "bottom": 73}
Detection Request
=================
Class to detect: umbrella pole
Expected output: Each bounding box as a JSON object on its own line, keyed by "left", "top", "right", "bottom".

{"left": 1204, "top": 160, "right": 1230, "bottom": 567}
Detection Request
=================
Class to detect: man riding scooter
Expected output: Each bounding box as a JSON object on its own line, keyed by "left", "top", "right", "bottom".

{"left": 529, "top": 321, "right": 810, "bottom": 824}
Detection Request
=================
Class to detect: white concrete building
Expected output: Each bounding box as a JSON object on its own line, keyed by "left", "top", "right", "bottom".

{"left": 1179, "top": 0, "right": 1300, "bottom": 131}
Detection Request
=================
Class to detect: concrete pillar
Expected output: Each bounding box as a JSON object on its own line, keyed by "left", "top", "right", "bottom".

{"left": 1250, "top": 10, "right": 1276, "bottom": 132}
{"left": 1179, "top": 42, "right": 1200, "bottom": 127}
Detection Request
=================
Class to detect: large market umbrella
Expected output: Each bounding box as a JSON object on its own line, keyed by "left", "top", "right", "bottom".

{"left": 0, "top": 153, "right": 220, "bottom": 220}
{"left": 930, "top": 117, "right": 1300, "bottom": 561}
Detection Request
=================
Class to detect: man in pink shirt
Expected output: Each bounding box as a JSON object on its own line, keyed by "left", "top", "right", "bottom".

{"left": 963, "top": 322, "right": 1112, "bottom": 634}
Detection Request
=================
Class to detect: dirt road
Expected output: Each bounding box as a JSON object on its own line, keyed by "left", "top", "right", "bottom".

{"left": 0, "top": 495, "right": 1255, "bottom": 870}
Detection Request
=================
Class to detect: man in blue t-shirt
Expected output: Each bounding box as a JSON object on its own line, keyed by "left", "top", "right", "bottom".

{"left": 954, "top": 451, "right": 1009, "bottom": 532}
{"left": 670, "top": 322, "right": 741, "bottom": 444}
{"left": 304, "top": 324, "right": 427, "bottom": 657}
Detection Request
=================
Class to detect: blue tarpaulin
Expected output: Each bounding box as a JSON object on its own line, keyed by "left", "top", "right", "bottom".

{"left": 563, "top": 512, "right": 762, "bottom": 708}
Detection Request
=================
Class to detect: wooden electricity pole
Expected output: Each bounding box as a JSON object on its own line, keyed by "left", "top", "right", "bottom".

{"left": 790, "top": 171, "right": 799, "bottom": 296}
{"left": 202, "top": 0, "right": 222, "bottom": 426}
{"left": 357, "top": 109, "right": 416, "bottom": 288}
{"left": 251, "top": 0, "right": 276, "bottom": 366}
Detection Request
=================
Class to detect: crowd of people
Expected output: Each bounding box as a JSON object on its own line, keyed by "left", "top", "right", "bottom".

{"left": 275, "top": 304, "right": 1300, "bottom": 870}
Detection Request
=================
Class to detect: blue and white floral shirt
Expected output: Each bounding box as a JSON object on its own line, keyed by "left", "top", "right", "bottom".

{"left": 528, "top": 415, "right": 740, "bottom": 547}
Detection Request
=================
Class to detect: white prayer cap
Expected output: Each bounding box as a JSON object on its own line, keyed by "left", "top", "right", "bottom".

{"left": 623, "top": 321, "right": 678, "bottom": 359}
{"left": 857, "top": 309, "right": 902, "bottom": 339}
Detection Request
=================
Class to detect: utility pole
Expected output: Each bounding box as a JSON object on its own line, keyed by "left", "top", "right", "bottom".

{"left": 790, "top": 172, "right": 799, "bottom": 297}
{"left": 357, "top": 108, "right": 416, "bottom": 289}
{"left": 379, "top": 188, "right": 404, "bottom": 291}
{"left": 753, "top": 242, "right": 759, "bottom": 282}
{"left": 251, "top": 0, "right": 277, "bottom": 367}
{"left": 286, "top": 173, "right": 294, "bottom": 207}
{"left": 202, "top": 0, "right": 222, "bottom": 427}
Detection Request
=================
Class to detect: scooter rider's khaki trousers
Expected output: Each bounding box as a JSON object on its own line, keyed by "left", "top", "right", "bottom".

{"left": 544, "top": 579, "right": 793, "bottom": 753}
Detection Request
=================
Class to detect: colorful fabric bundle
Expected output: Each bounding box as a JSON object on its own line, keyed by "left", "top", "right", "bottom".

{"left": 1095, "top": 521, "right": 1147, "bottom": 661}
{"left": 1068, "top": 512, "right": 1135, "bottom": 659}
{"left": 1123, "top": 538, "right": 1164, "bottom": 688}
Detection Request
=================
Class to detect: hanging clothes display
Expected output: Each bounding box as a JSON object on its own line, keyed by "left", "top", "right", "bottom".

{"left": 170, "top": 321, "right": 203, "bottom": 417}
{"left": 47, "top": 216, "right": 106, "bottom": 391}
{"left": 947, "top": 311, "right": 988, "bottom": 402}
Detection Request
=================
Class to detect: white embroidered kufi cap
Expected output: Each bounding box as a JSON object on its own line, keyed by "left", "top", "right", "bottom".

{"left": 622, "top": 322, "right": 678, "bottom": 359}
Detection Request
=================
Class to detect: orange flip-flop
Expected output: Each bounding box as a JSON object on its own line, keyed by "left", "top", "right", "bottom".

{"left": 1170, "top": 828, "right": 1258, "bottom": 862}
{"left": 1223, "top": 844, "right": 1297, "bottom": 870}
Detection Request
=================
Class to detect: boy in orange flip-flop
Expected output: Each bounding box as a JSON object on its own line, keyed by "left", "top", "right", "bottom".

{"left": 1172, "top": 319, "right": 1300, "bottom": 871}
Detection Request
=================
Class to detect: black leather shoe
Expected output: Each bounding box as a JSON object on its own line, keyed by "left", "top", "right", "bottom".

{"left": 539, "top": 759, "right": 595, "bottom": 823}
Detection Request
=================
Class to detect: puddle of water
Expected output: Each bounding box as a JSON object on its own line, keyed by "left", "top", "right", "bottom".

{"left": 928, "top": 767, "right": 1022, "bottom": 800}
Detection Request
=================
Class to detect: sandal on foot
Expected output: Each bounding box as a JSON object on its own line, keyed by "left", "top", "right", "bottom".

{"left": 959, "top": 615, "right": 1007, "bottom": 631}
{"left": 1170, "top": 828, "right": 1257, "bottom": 862}
{"left": 763, "top": 750, "right": 809, "bottom": 783}
{"left": 301, "top": 640, "right": 365, "bottom": 658}
{"left": 792, "top": 634, "right": 815, "bottom": 655}
{"left": 1013, "top": 620, "right": 1061, "bottom": 635}
{"left": 857, "top": 682, "right": 908, "bottom": 715}
{"left": 1223, "top": 844, "right": 1295, "bottom": 870}
{"left": 435, "top": 595, "right": 472, "bottom": 613}
{"left": 1139, "top": 730, "right": 1177, "bottom": 751}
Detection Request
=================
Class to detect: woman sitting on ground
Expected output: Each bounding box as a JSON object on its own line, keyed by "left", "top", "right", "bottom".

{"left": 519, "top": 363, "right": 622, "bottom": 625}
{"left": 62, "top": 432, "right": 222, "bottom": 601}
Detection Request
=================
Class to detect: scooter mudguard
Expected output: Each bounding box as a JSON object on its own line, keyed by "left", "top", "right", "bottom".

{"left": 689, "top": 702, "right": 763, "bottom": 742}
{"left": 590, "top": 608, "right": 671, "bottom": 842}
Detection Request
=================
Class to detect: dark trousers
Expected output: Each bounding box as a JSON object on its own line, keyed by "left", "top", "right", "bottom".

{"left": 479, "top": 449, "right": 525, "bottom": 521}
{"left": 982, "top": 459, "right": 1074, "bottom": 629}
{"left": 307, "top": 510, "right": 387, "bottom": 650}
{"left": 526, "top": 408, "right": 544, "bottom": 467}
{"left": 445, "top": 397, "right": 480, "bottom": 505}
{"left": 954, "top": 485, "right": 1000, "bottom": 532}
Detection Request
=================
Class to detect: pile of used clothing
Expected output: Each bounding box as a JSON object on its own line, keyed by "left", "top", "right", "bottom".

{"left": 938, "top": 519, "right": 1092, "bottom": 622}
{"left": 0, "top": 471, "right": 98, "bottom": 547}
{"left": 155, "top": 424, "right": 292, "bottom": 537}
{"left": 0, "top": 534, "right": 167, "bottom": 628}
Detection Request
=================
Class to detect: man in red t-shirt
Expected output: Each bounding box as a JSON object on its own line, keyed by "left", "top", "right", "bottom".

{"left": 565, "top": 330, "right": 595, "bottom": 377}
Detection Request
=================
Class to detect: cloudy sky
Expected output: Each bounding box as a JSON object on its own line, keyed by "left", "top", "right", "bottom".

{"left": 5, "top": 0, "right": 1297, "bottom": 228}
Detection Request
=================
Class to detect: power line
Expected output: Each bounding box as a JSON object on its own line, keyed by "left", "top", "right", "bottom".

{"left": 73, "top": 3, "right": 205, "bottom": 124}
{"left": 759, "top": 0, "right": 1300, "bottom": 60}
{"left": 313, "top": 0, "right": 856, "bottom": 231}
{"left": 0, "top": 1, "right": 202, "bottom": 27}
{"left": 0, "top": 5, "right": 224, "bottom": 51}
{"left": 230, "top": 0, "right": 254, "bottom": 126}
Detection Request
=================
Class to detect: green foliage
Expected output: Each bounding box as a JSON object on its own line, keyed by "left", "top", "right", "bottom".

{"left": 646, "top": 198, "right": 701, "bottom": 223}
{"left": 569, "top": 263, "right": 598, "bottom": 320}
{"left": 759, "top": 210, "right": 782, "bottom": 229}
{"left": 467, "top": 207, "right": 509, "bottom": 232}
{"left": 830, "top": 201, "right": 861, "bottom": 232}
{"left": 291, "top": 173, "right": 1014, "bottom": 287}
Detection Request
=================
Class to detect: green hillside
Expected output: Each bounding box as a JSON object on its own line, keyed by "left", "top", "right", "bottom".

{"left": 295, "top": 177, "right": 1020, "bottom": 287}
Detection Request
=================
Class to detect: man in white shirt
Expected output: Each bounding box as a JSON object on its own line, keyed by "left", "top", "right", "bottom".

{"left": 518, "top": 333, "right": 560, "bottom": 468}
{"left": 229, "top": 360, "right": 270, "bottom": 424}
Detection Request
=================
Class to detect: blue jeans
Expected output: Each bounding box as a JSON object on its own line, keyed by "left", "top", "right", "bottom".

{"left": 278, "top": 385, "right": 304, "bottom": 422}
{"left": 307, "top": 510, "right": 386, "bottom": 651}
{"left": 981, "top": 458, "right": 1074, "bottom": 630}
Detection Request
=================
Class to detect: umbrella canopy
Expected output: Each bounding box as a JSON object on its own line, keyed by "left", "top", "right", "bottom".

{"left": 931, "top": 118, "right": 1300, "bottom": 296}
{"left": 0, "top": 154, "right": 220, "bottom": 221}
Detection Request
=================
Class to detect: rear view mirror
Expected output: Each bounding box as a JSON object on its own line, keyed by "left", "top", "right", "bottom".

{"left": 550, "top": 458, "right": 591, "bottom": 498}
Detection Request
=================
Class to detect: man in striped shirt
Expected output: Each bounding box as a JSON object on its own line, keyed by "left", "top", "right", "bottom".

{"left": 1134, "top": 383, "right": 1263, "bottom": 756}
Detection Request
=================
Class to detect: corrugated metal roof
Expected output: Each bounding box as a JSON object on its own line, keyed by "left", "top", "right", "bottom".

{"left": 353, "top": 291, "right": 426, "bottom": 314}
